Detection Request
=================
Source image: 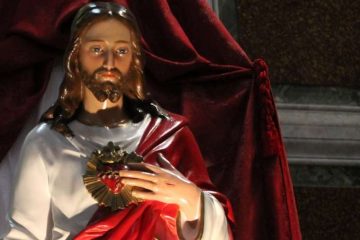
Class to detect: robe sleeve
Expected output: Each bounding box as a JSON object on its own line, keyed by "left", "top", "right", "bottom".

{"left": 201, "top": 192, "right": 231, "bottom": 240}
{"left": 4, "top": 128, "right": 52, "bottom": 240}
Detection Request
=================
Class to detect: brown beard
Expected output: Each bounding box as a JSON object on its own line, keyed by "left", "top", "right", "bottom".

{"left": 81, "top": 67, "right": 129, "bottom": 103}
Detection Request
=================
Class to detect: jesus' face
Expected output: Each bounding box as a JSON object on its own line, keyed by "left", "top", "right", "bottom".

{"left": 78, "top": 18, "right": 134, "bottom": 103}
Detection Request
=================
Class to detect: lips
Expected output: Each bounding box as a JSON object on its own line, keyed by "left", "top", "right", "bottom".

{"left": 101, "top": 72, "right": 116, "bottom": 78}
{"left": 96, "top": 71, "right": 120, "bottom": 81}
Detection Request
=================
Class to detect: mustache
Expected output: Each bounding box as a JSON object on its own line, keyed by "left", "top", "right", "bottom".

{"left": 92, "top": 67, "right": 123, "bottom": 82}
{"left": 81, "top": 67, "right": 127, "bottom": 103}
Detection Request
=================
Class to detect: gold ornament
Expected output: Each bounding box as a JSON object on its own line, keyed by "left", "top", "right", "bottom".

{"left": 83, "top": 141, "right": 143, "bottom": 211}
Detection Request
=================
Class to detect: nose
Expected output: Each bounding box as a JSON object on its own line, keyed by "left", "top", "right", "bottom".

{"left": 103, "top": 51, "right": 115, "bottom": 70}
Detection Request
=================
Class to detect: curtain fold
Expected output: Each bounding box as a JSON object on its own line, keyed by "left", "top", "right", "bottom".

{"left": 0, "top": 0, "right": 301, "bottom": 239}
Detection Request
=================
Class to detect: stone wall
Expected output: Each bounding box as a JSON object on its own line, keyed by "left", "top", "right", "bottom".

{"left": 236, "top": 0, "right": 360, "bottom": 87}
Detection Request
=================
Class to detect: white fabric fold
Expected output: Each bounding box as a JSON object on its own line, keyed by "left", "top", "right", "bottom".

{"left": 3, "top": 117, "right": 150, "bottom": 239}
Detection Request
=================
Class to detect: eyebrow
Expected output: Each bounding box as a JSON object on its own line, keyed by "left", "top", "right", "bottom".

{"left": 83, "top": 39, "right": 130, "bottom": 44}
{"left": 115, "top": 40, "right": 130, "bottom": 43}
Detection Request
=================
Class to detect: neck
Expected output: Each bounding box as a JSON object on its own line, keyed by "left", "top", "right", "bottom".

{"left": 79, "top": 87, "right": 129, "bottom": 127}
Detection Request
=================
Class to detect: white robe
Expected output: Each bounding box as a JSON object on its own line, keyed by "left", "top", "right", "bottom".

{"left": 0, "top": 60, "right": 229, "bottom": 240}
{"left": 2, "top": 118, "right": 229, "bottom": 240}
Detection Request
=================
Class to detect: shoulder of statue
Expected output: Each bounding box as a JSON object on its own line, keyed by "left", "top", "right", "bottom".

{"left": 149, "top": 110, "right": 189, "bottom": 132}
{"left": 24, "top": 122, "right": 67, "bottom": 147}
{"left": 165, "top": 111, "right": 188, "bottom": 124}
{"left": 137, "top": 111, "right": 189, "bottom": 149}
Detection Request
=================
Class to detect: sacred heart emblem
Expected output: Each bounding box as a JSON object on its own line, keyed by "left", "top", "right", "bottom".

{"left": 83, "top": 142, "right": 143, "bottom": 211}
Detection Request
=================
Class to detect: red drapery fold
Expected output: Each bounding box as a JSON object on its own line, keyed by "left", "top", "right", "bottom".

{"left": 75, "top": 114, "right": 234, "bottom": 239}
{"left": 0, "top": 0, "right": 301, "bottom": 239}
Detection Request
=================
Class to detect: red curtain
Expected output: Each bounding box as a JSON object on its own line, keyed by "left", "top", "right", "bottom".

{"left": 0, "top": 0, "right": 301, "bottom": 239}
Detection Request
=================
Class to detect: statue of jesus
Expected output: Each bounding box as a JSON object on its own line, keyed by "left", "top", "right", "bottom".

{"left": 3, "top": 2, "right": 233, "bottom": 239}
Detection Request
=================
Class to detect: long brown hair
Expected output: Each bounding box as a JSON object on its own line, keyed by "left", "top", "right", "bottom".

{"left": 41, "top": 2, "right": 165, "bottom": 136}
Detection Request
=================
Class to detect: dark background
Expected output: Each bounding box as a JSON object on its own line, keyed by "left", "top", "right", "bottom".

{"left": 216, "top": 0, "right": 360, "bottom": 239}
{"left": 236, "top": 0, "right": 359, "bottom": 87}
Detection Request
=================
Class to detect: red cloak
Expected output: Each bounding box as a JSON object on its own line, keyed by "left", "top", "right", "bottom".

{"left": 0, "top": 0, "right": 301, "bottom": 239}
{"left": 74, "top": 113, "right": 234, "bottom": 239}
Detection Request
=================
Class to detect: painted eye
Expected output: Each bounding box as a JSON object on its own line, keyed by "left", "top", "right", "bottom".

{"left": 90, "top": 47, "right": 103, "bottom": 55}
{"left": 115, "top": 48, "right": 129, "bottom": 56}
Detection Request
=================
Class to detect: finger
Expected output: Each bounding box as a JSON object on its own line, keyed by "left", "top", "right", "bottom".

{"left": 122, "top": 164, "right": 180, "bottom": 186}
{"left": 157, "top": 153, "right": 177, "bottom": 171}
{"left": 119, "top": 170, "right": 159, "bottom": 183}
{"left": 122, "top": 178, "right": 159, "bottom": 193}
{"left": 132, "top": 190, "right": 164, "bottom": 202}
{"left": 142, "top": 162, "right": 185, "bottom": 181}
{"left": 140, "top": 163, "right": 178, "bottom": 180}
{"left": 127, "top": 163, "right": 154, "bottom": 173}
{"left": 140, "top": 163, "right": 165, "bottom": 174}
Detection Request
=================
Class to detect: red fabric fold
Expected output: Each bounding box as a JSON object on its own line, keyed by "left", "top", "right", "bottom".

{"left": 0, "top": 1, "right": 301, "bottom": 239}
{"left": 75, "top": 201, "right": 179, "bottom": 240}
{"left": 253, "top": 58, "right": 280, "bottom": 157}
{"left": 76, "top": 113, "right": 233, "bottom": 239}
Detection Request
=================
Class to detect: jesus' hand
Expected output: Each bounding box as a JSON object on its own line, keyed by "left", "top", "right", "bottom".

{"left": 119, "top": 153, "right": 202, "bottom": 222}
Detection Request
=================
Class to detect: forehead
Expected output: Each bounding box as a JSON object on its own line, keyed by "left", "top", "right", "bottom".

{"left": 81, "top": 18, "right": 131, "bottom": 42}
